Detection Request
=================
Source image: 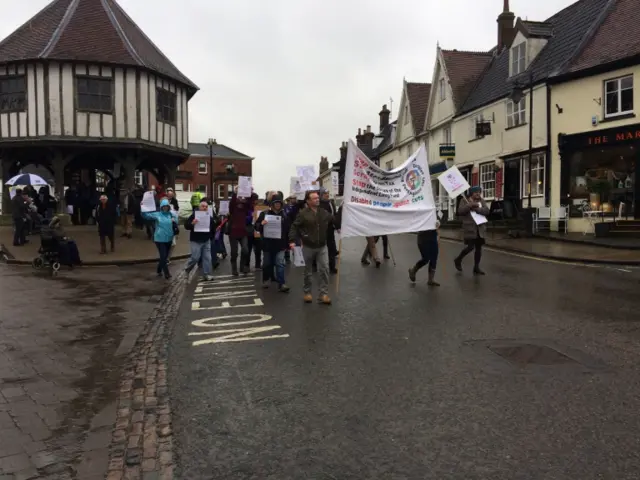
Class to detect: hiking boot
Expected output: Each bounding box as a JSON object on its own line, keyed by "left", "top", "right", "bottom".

{"left": 262, "top": 281, "right": 270, "bottom": 289}
{"left": 279, "top": 284, "right": 290, "bottom": 293}
{"left": 408, "top": 267, "right": 417, "bottom": 283}
{"left": 427, "top": 270, "right": 440, "bottom": 286}
{"left": 303, "top": 293, "right": 313, "bottom": 303}
{"left": 318, "top": 295, "right": 332, "bottom": 305}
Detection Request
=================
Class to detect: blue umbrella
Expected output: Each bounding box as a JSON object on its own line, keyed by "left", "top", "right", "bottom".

{"left": 5, "top": 173, "right": 49, "bottom": 186}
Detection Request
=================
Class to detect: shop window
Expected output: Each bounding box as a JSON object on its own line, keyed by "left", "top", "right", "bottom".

{"left": 217, "top": 184, "right": 225, "bottom": 199}
{"left": 76, "top": 76, "right": 112, "bottom": 113}
{"left": 198, "top": 185, "right": 207, "bottom": 195}
{"left": 198, "top": 161, "right": 207, "bottom": 174}
{"left": 0, "top": 76, "right": 26, "bottom": 112}
{"left": 604, "top": 75, "right": 633, "bottom": 118}
{"left": 439, "top": 78, "right": 446, "bottom": 102}
{"left": 506, "top": 97, "right": 526, "bottom": 128}
{"left": 156, "top": 88, "right": 177, "bottom": 124}
{"left": 480, "top": 163, "right": 496, "bottom": 199}
{"left": 510, "top": 42, "right": 526, "bottom": 76}
{"left": 566, "top": 145, "right": 635, "bottom": 217}
{"left": 521, "top": 153, "right": 545, "bottom": 197}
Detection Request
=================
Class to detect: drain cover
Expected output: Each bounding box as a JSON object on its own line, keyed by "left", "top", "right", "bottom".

{"left": 488, "top": 343, "right": 577, "bottom": 366}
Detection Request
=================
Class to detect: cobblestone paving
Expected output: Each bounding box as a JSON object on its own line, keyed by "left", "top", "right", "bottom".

{"left": 0, "top": 264, "right": 167, "bottom": 479}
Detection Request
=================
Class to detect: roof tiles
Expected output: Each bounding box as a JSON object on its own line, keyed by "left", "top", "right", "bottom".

{"left": 406, "top": 82, "right": 431, "bottom": 134}
{"left": 441, "top": 50, "right": 493, "bottom": 111}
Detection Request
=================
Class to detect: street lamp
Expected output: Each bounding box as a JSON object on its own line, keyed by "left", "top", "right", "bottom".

{"left": 510, "top": 72, "right": 534, "bottom": 209}
{"left": 206, "top": 138, "right": 216, "bottom": 200}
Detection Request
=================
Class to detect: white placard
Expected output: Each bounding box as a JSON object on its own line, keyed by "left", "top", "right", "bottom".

{"left": 331, "top": 171, "right": 339, "bottom": 196}
{"left": 194, "top": 210, "right": 211, "bottom": 232}
{"left": 296, "top": 165, "right": 316, "bottom": 183}
{"left": 140, "top": 191, "right": 156, "bottom": 212}
{"left": 66, "top": 205, "right": 74, "bottom": 214}
{"left": 237, "top": 176, "right": 252, "bottom": 198}
{"left": 219, "top": 200, "right": 230, "bottom": 215}
{"left": 263, "top": 214, "right": 282, "bottom": 239}
{"left": 340, "top": 140, "right": 437, "bottom": 238}
{"left": 293, "top": 246, "right": 305, "bottom": 267}
{"left": 438, "top": 166, "right": 470, "bottom": 198}
{"left": 471, "top": 211, "right": 488, "bottom": 225}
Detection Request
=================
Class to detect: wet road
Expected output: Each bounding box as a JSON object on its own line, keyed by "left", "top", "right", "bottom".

{"left": 169, "top": 234, "right": 640, "bottom": 479}
{"left": 0, "top": 264, "right": 166, "bottom": 479}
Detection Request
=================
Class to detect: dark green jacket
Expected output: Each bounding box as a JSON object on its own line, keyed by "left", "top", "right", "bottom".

{"left": 288, "top": 206, "right": 333, "bottom": 249}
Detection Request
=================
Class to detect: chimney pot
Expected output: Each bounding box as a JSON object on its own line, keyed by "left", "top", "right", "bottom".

{"left": 379, "top": 104, "right": 391, "bottom": 130}
{"left": 366, "top": 125, "right": 371, "bottom": 133}
{"left": 497, "top": 1, "right": 515, "bottom": 51}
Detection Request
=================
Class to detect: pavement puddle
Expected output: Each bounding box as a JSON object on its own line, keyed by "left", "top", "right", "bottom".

{"left": 188, "top": 275, "right": 290, "bottom": 345}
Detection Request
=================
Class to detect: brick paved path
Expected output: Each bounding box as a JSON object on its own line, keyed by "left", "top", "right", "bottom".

{"left": 0, "top": 264, "right": 167, "bottom": 479}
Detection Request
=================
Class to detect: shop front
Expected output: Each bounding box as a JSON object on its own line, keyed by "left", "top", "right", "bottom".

{"left": 559, "top": 123, "right": 640, "bottom": 221}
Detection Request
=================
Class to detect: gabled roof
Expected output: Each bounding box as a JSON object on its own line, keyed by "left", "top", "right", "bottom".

{"left": 518, "top": 20, "right": 554, "bottom": 38}
{"left": 460, "top": 0, "right": 610, "bottom": 116}
{"left": 441, "top": 49, "right": 493, "bottom": 111}
{"left": 567, "top": 0, "right": 640, "bottom": 73}
{"left": 188, "top": 142, "right": 253, "bottom": 160}
{"left": 405, "top": 82, "right": 431, "bottom": 135}
{"left": 0, "top": 0, "right": 198, "bottom": 95}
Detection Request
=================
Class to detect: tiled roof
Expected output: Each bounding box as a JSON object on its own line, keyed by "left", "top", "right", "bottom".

{"left": 405, "top": 82, "right": 431, "bottom": 134}
{"left": 0, "top": 0, "right": 198, "bottom": 94}
{"left": 520, "top": 20, "right": 554, "bottom": 38}
{"left": 371, "top": 121, "right": 397, "bottom": 159}
{"left": 460, "top": 0, "right": 610, "bottom": 116}
{"left": 568, "top": 0, "right": 640, "bottom": 73}
{"left": 188, "top": 142, "right": 253, "bottom": 159}
{"left": 441, "top": 50, "right": 493, "bottom": 111}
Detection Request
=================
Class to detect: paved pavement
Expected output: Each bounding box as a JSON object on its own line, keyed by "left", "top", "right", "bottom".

{"left": 0, "top": 263, "right": 167, "bottom": 479}
{"left": 0, "top": 225, "right": 191, "bottom": 265}
{"left": 168, "top": 233, "right": 640, "bottom": 479}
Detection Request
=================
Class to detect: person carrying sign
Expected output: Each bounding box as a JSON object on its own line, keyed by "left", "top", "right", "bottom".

{"left": 408, "top": 221, "right": 440, "bottom": 286}
{"left": 288, "top": 191, "right": 335, "bottom": 305}
{"left": 454, "top": 186, "right": 489, "bottom": 275}
{"left": 255, "top": 194, "right": 290, "bottom": 292}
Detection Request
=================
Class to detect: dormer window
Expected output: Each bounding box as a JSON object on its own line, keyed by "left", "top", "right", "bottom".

{"left": 510, "top": 42, "right": 526, "bottom": 76}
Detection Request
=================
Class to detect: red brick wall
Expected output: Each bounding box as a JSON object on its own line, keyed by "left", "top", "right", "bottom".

{"left": 142, "top": 156, "right": 252, "bottom": 200}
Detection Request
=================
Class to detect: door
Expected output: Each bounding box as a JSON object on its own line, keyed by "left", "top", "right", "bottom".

{"left": 634, "top": 154, "right": 639, "bottom": 219}
{"left": 503, "top": 160, "right": 522, "bottom": 214}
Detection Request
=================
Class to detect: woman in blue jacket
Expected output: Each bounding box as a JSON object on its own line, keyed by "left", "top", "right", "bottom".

{"left": 142, "top": 199, "right": 177, "bottom": 279}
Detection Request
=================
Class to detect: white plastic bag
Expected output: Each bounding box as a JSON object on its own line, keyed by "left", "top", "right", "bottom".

{"left": 293, "top": 246, "right": 305, "bottom": 267}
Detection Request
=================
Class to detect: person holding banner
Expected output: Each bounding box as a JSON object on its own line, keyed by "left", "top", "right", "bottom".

{"left": 288, "top": 191, "right": 335, "bottom": 305}
{"left": 454, "top": 186, "right": 489, "bottom": 275}
{"left": 408, "top": 221, "right": 440, "bottom": 286}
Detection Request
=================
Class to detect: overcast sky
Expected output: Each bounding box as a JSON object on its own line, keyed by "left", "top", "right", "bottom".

{"left": 3, "top": 0, "right": 577, "bottom": 195}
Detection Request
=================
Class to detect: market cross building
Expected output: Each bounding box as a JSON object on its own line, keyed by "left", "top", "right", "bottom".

{"left": 0, "top": 0, "right": 198, "bottom": 217}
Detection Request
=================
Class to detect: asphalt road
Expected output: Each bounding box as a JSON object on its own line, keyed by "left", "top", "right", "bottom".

{"left": 168, "top": 234, "right": 640, "bottom": 480}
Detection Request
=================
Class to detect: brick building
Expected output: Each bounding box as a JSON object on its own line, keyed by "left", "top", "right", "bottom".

{"left": 146, "top": 142, "right": 253, "bottom": 201}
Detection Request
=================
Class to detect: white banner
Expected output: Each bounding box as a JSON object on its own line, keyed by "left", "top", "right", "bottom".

{"left": 296, "top": 165, "right": 316, "bottom": 183}
{"left": 438, "top": 165, "right": 470, "bottom": 198}
{"left": 330, "top": 171, "right": 339, "bottom": 197}
{"left": 341, "top": 140, "right": 436, "bottom": 238}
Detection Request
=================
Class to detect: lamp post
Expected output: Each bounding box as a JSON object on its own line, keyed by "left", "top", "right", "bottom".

{"left": 510, "top": 72, "right": 534, "bottom": 209}
{"left": 206, "top": 138, "right": 216, "bottom": 201}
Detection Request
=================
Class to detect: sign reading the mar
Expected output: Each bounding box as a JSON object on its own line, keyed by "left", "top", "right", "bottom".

{"left": 341, "top": 140, "right": 437, "bottom": 238}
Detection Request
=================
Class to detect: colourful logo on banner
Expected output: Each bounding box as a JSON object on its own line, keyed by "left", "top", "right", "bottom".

{"left": 402, "top": 165, "right": 425, "bottom": 195}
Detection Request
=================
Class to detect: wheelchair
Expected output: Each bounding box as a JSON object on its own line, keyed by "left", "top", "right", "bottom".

{"left": 32, "top": 228, "right": 62, "bottom": 275}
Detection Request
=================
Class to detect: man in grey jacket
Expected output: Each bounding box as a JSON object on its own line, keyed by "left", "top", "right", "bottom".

{"left": 454, "top": 186, "right": 490, "bottom": 275}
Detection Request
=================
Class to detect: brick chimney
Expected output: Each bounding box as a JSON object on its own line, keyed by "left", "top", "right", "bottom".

{"left": 361, "top": 125, "right": 375, "bottom": 150}
{"left": 379, "top": 104, "right": 390, "bottom": 131}
{"left": 355, "top": 128, "right": 364, "bottom": 146}
{"left": 319, "top": 156, "right": 329, "bottom": 173}
{"left": 497, "top": 0, "right": 515, "bottom": 52}
{"left": 339, "top": 141, "right": 348, "bottom": 162}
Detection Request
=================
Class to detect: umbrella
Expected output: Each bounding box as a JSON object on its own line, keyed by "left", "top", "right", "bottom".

{"left": 5, "top": 173, "right": 49, "bottom": 186}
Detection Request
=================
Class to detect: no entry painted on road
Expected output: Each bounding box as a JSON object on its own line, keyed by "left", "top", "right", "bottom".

{"left": 188, "top": 275, "right": 289, "bottom": 345}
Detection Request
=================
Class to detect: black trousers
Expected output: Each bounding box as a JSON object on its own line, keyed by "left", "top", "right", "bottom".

{"left": 456, "top": 237, "right": 484, "bottom": 267}
{"left": 12, "top": 217, "right": 26, "bottom": 246}
{"left": 246, "top": 235, "right": 262, "bottom": 268}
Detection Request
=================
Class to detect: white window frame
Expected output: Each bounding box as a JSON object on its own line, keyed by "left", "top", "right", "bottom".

{"left": 198, "top": 160, "right": 207, "bottom": 174}
{"left": 174, "top": 183, "right": 184, "bottom": 192}
{"left": 520, "top": 153, "right": 545, "bottom": 198}
{"left": 442, "top": 126, "right": 452, "bottom": 144}
{"left": 469, "top": 114, "right": 484, "bottom": 139}
{"left": 133, "top": 170, "right": 144, "bottom": 186}
{"left": 604, "top": 75, "right": 634, "bottom": 118}
{"left": 439, "top": 78, "right": 446, "bottom": 102}
{"left": 217, "top": 184, "right": 225, "bottom": 199}
{"left": 479, "top": 163, "right": 496, "bottom": 200}
{"left": 403, "top": 103, "right": 409, "bottom": 124}
{"left": 510, "top": 42, "right": 526, "bottom": 76}
{"left": 506, "top": 97, "right": 526, "bottom": 128}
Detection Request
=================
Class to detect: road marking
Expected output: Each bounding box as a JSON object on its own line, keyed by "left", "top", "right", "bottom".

{"left": 189, "top": 281, "right": 288, "bottom": 344}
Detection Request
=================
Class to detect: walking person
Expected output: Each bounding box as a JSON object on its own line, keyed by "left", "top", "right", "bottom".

{"left": 121, "top": 187, "right": 137, "bottom": 239}
{"left": 245, "top": 193, "right": 262, "bottom": 271}
{"left": 408, "top": 221, "right": 440, "bottom": 286}
{"left": 454, "top": 186, "right": 489, "bottom": 275}
{"left": 288, "top": 191, "right": 335, "bottom": 305}
{"left": 256, "top": 194, "right": 290, "bottom": 292}
{"left": 95, "top": 194, "right": 117, "bottom": 254}
{"left": 184, "top": 201, "right": 217, "bottom": 281}
{"left": 11, "top": 189, "right": 28, "bottom": 246}
{"left": 318, "top": 188, "right": 339, "bottom": 274}
{"left": 361, "top": 236, "right": 382, "bottom": 267}
{"left": 166, "top": 188, "right": 180, "bottom": 263}
{"left": 142, "top": 199, "right": 178, "bottom": 279}
{"left": 227, "top": 191, "right": 252, "bottom": 276}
